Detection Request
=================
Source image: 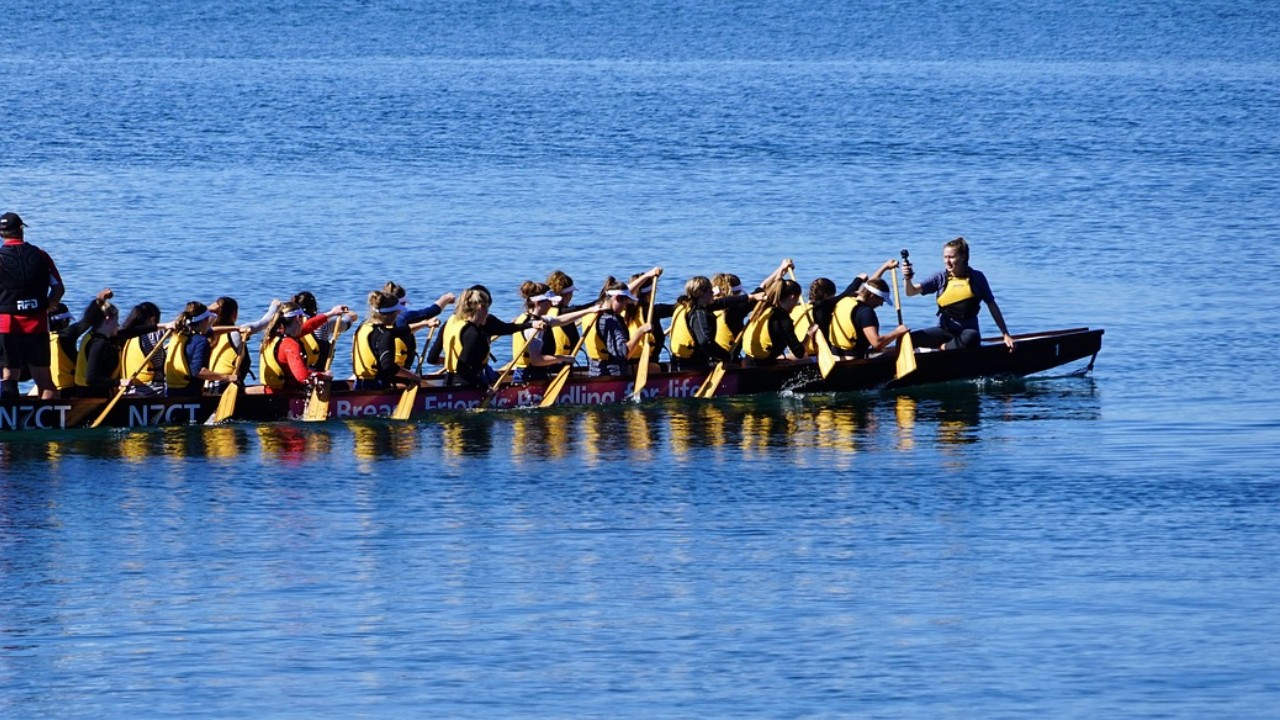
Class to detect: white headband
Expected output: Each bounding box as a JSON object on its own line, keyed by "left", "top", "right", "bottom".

{"left": 529, "top": 292, "right": 561, "bottom": 304}
{"left": 607, "top": 289, "right": 637, "bottom": 301}
{"left": 730, "top": 284, "right": 744, "bottom": 294}
{"left": 864, "top": 284, "right": 892, "bottom": 303}
{"left": 48, "top": 311, "right": 73, "bottom": 323}
{"left": 556, "top": 284, "right": 578, "bottom": 295}
{"left": 188, "top": 310, "right": 215, "bottom": 325}
{"left": 281, "top": 308, "right": 306, "bottom": 319}
{"left": 374, "top": 304, "right": 401, "bottom": 315}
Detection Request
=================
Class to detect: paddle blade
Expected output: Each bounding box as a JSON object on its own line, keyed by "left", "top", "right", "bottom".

{"left": 895, "top": 332, "right": 918, "bottom": 380}
{"left": 209, "top": 383, "right": 240, "bottom": 424}
{"left": 301, "top": 381, "right": 330, "bottom": 422}
{"left": 539, "top": 365, "right": 572, "bottom": 408}
{"left": 814, "top": 331, "right": 837, "bottom": 379}
{"left": 696, "top": 362, "right": 727, "bottom": 399}
{"left": 391, "top": 384, "right": 418, "bottom": 421}
{"left": 631, "top": 347, "right": 651, "bottom": 401}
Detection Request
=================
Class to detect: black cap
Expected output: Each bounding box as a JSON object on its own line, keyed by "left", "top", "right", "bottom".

{"left": 0, "top": 212, "right": 27, "bottom": 236}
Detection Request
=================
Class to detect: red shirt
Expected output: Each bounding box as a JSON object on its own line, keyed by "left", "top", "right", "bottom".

{"left": 0, "top": 239, "right": 63, "bottom": 334}
{"left": 277, "top": 313, "right": 332, "bottom": 386}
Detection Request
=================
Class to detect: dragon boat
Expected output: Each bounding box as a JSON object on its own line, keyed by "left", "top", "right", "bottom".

{"left": 0, "top": 327, "right": 1102, "bottom": 432}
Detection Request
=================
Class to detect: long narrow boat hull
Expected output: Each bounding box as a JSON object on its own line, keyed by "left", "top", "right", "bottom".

{"left": 0, "top": 328, "right": 1102, "bottom": 431}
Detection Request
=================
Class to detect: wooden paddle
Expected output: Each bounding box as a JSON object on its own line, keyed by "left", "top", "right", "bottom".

{"left": 788, "top": 269, "right": 837, "bottom": 379}
{"left": 630, "top": 275, "right": 660, "bottom": 401}
{"left": 539, "top": 310, "right": 600, "bottom": 408}
{"left": 90, "top": 328, "right": 173, "bottom": 429}
{"left": 206, "top": 330, "right": 249, "bottom": 424}
{"left": 891, "top": 258, "right": 918, "bottom": 380}
{"left": 694, "top": 295, "right": 770, "bottom": 399}
{"left": 480, "top": 326, "right": 537, "bottom": 409}
{"left": 390, "top": 324, "right": 437, "bottom": 421}
{"left": 302, "top": 316, "right": 347, "bottom": 422}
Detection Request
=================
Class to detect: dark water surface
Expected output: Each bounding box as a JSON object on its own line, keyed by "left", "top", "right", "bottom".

{"left": 3, "top": 1, "right": 1279, "bottom": 717}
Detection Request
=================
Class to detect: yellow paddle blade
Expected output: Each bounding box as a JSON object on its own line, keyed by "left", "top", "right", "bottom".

{"left": 696, "top": 362, "right": 727, "bottom": 398}
{"left": 631, "top": 347, "right": 651, "bottom": 401}
{"left": 814, "top": 331, "right": 837, "bottom": 379}
{"left": 302, "top": 382, "right": 330, "bottom": 422}
{"left": 895, "top": 332, "right": 918, "bottom": 380}
{"left": 211, "top": 383, "right": 240, "bottom": 424}
{"left": 391, "top": 384, "right": 418, "bottom": 421}
{"left": 539, "top": 365, "right": 572, "bottom": 408}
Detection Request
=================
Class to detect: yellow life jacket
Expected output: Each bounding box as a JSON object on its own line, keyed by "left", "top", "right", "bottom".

{"left": 668, "top": 304, "right": 696, "bottom": 359}
{"left": 352, "top": 322, "right": 378, "bottom": 380}
{"left": 300, "top": 332, "right": 321, "bottom": 367}
{"left": 74, "top": 334, "right": 119, "bottom": 387}
{"left": 122, "top": 336, "right": 157, "bottom": 385}
{"left": 260, "top": 336, "right": 287, "bottom": 389}
{"left": 625, "top": 309, "right": 658, "bottom": 360}
{"left": 546, "top": 306, "right": 575, "bottom": 355}
{"left": 582, "top": 314, "right": 607, "bottom": 361}
{"left": 712, "top": 308, "right": 734, "bottom": 352}
{"left": 352, "top": 322, "right": 411, "bottom": 379}
{"left": 790, "top": 304, "right": 815, "bottom": 355}
{"left": 441, "top": 315, "right": 467, "bottom": 374}
{"left": 937, "top": 275, "right": 981, "bottom": 321}
{"left": 164, "top": 332, "right": 195, "bottom": 390}
{"left": 511, "top": 313, "right": 533, "bottom": 368}
{"left": 50, "top": 332, "right": 77, "bottom": 389}
{"left": 829, "top": 296, "right": 862, "bottom": 352}
{"left": 209, "top": 333, "right": 239, "bottom": 376}
{"left": 743, "top": 307, "right": 776, "bottom": 360}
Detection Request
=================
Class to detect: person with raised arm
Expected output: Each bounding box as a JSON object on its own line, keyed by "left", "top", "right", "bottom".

{"left": 903, "top": 237, "right": 1014, "bottom": 351}
{"left": 260, "top": 300, "right": 351, "bottom": 392}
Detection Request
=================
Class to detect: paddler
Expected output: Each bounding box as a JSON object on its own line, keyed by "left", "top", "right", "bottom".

{"left": 667, "top": 275, "right": 759, "bottom": 371}
{"left": 709, "top": 260, "right": 793, "bottom": 359}
{"left": 511, "top": 281, "right": 599, "bottom": 383}
{"left": 828, "top": 259, "right": 901, "bottom": 358}
{"left": 165, "top": 301, "right": 238, "bottom": 396}
{"left": 47, "top": 288, "right": 112, "bottom": 394}
{"left": 206, "top": 296, "right": 278, "bottom": 394}
{"left": 903, "top": 237, "right": 1014, "bottom": 351}
{"left": 120, "top": 302, "right": 166, "bottom": 396}
{"left": 352, "top": 290, "right": 427, "bottom": 390}
{"left": 291, "top": 291, "right": 357, "bottom": 369}
{"left": 73, "top": 296, "right": 166, "bottom": 397}
{"left": 426, "top": 285, "right": 544, "bottom": 389}
{"left": 260, "top": 300, "right": 351, "bottom": 392}
{"left": 584, "top": 278, "right": 650, "bottom": 378}
{"left": 743, "top": 277, "right": 815, "bottom": 364}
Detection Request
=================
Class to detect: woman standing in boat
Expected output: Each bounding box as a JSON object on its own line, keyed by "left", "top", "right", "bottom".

{"left": 903, "top": 237, "right": 1014, "bottom": 351}
{"left": 165, "top": 301, "right": 239, "bottom": 396}
{"left": 260, "top": 300, "right": 350, "bottom": 392}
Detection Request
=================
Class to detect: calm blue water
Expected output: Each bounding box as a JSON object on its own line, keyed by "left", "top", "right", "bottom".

{"left": 3, "top": 1, "right": 1280, "bottom": 717}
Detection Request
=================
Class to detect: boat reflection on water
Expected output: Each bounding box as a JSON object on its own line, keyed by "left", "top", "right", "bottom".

{"left": 1, "top": 379, "right": 1098, "bottom": 468}
{"left": 257, "top": 424, "right": 333, "bottom": 466}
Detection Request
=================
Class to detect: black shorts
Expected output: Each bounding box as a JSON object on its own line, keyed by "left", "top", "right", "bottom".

{"left": 0, "top": 332, "right": 51, "bottom": 369}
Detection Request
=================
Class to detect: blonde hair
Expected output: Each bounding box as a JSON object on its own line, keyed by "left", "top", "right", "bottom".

{"left": 368, "top": 290, "right": 400, "bottom": 320}
{"left": 680, "top": 276, "right": 712, "bottom": 308}
{"left": 711, "top": 272, "right": 740, "bottom": 297}
{"left": 264, "top": 301, "right": 301, "bottom": 338}
{"left": 546, "top": 270, "right": 574, "bottom": 294}
{"left": 456, "top": 286, "right": 492, "bottom": 322}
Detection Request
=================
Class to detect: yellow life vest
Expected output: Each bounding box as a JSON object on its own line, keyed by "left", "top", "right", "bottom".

{"left": 300, "top": 332, "right": 321, "bottom": 367}
{"left": 829, "top": 296, "right": 862, "bottom": 352}
{"left": 937, "top": 275, "right": 981, "bottom": 321}
{"left": 164, "top": 332, "right": 194, "bottom": 390}
{"left": 74, "top": 334, "right": 119, "bottom": 387}
{"left": 712, "top": 308, "right": 734, "bottom": 352}
{"left": 546, "top": 306, "right": 575, "bottom": 355}
{"left": 581, "top": 314, "right": 607, "bottom": 361}
{"left": 122, "top": 336, "right": 157, "bottom": 384}
{"left": 260, "top": 336, "right": 287, "bottom": 389}
{"left": 668, "top": 304, "right": 696, "bottom": 359}
{"left": 441, "top": 315, "right": 467, "bottom": 374}
{"left": 352, "top": 322, "right": 411, "bottom": 379}
{"left": 790, "top": 304, "right": 815, "bottom": 355}
{"left": 743, "top": 307, "right": 776, "bottom": 360}
{"left": 50, "top": 332, "right": 77, "bottom": 389}
{"left": 209, "top": 333, "right": 239, "bottom": 376}
{"left": 511, "top": 313, "right": 533, "bottom": 368}
{"left": 625, "top": 309, "right": 658, "bottom": 360}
